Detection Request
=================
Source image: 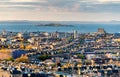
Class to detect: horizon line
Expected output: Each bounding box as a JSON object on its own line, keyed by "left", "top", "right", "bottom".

{"left": 0, "top": 20, "right": 119, "bottom": 22}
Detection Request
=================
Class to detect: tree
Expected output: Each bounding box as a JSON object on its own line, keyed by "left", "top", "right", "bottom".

{"left": 6, "top": 57, "right": 14, "bottom": 62}
{"left": 58, "top": 49, "right": 62, "bottom": 53}
{"left": 77, "top": 54, "right": 86, "bottom": 59}
{"left": 84, "top": 60, "right": 92, "bottom": 65}
{"left": 15, "top": 55, "right": 29, "bottom": 63}
{"left": 38, "top": 55, "right": 51, "bottom": 61}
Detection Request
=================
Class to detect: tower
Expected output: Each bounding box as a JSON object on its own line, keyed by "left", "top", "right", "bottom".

{"left": 74, "top": 30, "right": 77, "bottom": 39}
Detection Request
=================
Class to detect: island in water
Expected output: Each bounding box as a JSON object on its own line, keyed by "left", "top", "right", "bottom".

{"left": 36, "top": 23, "right": 73, "bottom": 27}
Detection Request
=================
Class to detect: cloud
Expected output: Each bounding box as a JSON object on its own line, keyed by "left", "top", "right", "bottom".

{"left": 9, "top": 0, "right": 46, "bottom": 2}
{"left": 1, "top": 0, "right": 120, "bottom": 13}
{"left": 0, "top": 0, "right": 120, "bottom": 21}
{"left": 10, "top": 0, "right": 35, "bottom": 2}
{"left": 98, "top": 0, "right": 120, "bottom": 2}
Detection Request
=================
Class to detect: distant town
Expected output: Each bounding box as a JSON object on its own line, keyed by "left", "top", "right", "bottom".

{"left": 0, "top": 28, "right": 120, "bottom": 77}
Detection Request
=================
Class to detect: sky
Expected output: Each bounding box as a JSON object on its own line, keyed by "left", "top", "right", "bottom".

{"left": 0, "top": 0, "right": 120, "bottom": 21}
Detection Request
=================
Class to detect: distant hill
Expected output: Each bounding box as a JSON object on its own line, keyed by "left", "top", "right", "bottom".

{"left": 37, "top": 23, "right": 73, "bottom": 27}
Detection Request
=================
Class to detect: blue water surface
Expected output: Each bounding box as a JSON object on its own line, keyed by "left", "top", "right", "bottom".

{"left": 0, "top": 23, "right": 120, "bottom": 33}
